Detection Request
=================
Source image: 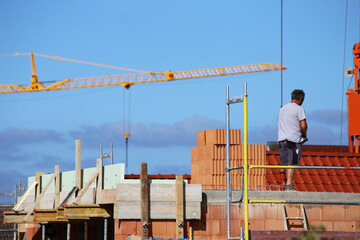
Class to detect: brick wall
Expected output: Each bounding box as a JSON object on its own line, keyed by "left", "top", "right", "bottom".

{"left": 114, "top": 203, "right": 360, "bottom": 240}
{"left": 191, "top": 129, "right": 266, "bottom": 190}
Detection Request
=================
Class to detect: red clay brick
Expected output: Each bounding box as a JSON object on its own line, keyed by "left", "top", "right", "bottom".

{"left": 248, "top": 204, "right": 266, "bottom": 220}
{"left": 233, "top": 220, "right": 245, "bottom": 237}
{"left": 287, "top": 219, "right": 307, "bottom": 231}
{"left": 284, "top": 205, "right": 300, "bottom": 218}
{"left": 218, "top": 219, "right": 226, "bottom": 236}
{"left": 166, "top": 221, "right": 176, "bottom": 238}
{"left": 192, "top": 236, "right": 210, "bottom": 240}
{"left": 210, "top": 236, "right": 227, "bottom": 240}
{"left": 333, "top": 221, "right": 357, "bottom": 232}
{"left": 230, "top": 204, "right": 243, "bottom": 220}
{"left": 114, "top": 234, "right": 129, "bottom": 240}
{"left": 152, "top": 221, "right": 167, "bottom": 237}
{"left": 310, "top": 221, "right": 333, "bottom": 231}
{"left": 264, "top": 203, "right": 281, "bottom": 220}
{"left": 355, "top": 221, "right": 360, "bottom": 231}
{"left": 249, "top": 219, "right": 265, "bottom": 230}
{"left": 136, "top": 221, "right": 141, "bottom": 235}
{"left": 197, "top": 131, "right": 206, "bottom": 146}
{"left": 263, "top": 220, "right": 284, "bottom": 230}
{"left": 304, "top": 205, "right": 323, "bottom": 221}
{"left": 26, "top": 226, "right": 40, "bottom": 240}
{"left": 345, "top": 205, "right": 360, "bottom": 221}
{"left": 211, "top": 204, "right": 226, "bottom": 220}
{"left": 208, "top": 219, "right": 221, "bottom": 236}
{"left": 119, "top": 221, "right": 137, "bottom": 235}
{"left": 322, "top": 205, "right": 345, "bottom": 221}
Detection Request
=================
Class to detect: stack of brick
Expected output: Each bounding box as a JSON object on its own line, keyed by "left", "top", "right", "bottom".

{"left": 191, "top": 129, "right": 266, "bottom": 190}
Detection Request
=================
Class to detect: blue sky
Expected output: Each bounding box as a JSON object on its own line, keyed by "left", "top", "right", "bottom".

{"left": 0, "top": 0, "right": 359, "bottom": 203}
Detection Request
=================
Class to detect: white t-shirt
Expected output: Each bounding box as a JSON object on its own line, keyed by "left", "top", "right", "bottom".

{"left": 278, "top": 102, "right": 306, "bottom": 143}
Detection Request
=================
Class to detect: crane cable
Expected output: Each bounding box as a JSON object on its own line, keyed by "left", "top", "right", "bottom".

{"left": 281, "top": 0, "right": 283, "bottom": 108}
{"left": 123, "top": 88, "right": 131, "bottom": 174}
{"left": 0, "top": 52, "right": 148, "bottom": 73}
{"left": 340, "top": 0, "right": 349, "bottom": 145}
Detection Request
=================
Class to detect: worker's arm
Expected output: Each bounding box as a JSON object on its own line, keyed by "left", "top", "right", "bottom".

{"left": 300, "top": 119, "right": 307, "bottom": 138}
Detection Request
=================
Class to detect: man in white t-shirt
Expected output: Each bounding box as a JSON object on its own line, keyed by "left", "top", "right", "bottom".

{"left": 278, "top": 89, "right": 307, "bottom": 191}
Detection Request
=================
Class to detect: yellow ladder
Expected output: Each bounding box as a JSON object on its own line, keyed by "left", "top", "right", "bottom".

{"left": 282, "top": 204, "right": 309, "bottom": 230}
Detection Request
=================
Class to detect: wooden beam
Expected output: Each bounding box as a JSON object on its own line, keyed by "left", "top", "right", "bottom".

{"left": 176, "top": 175, "right": 184, "bottom": 239}
{"left": 64, "top": 204, "right": 112, "bottom": 218}
{"left": 33, "top": 209, "right": 65, "bottom": 223}
{"left": 75, "top": 139, "right": 82, "bottom": 193}
{"left": 96, "top": 158, "right": 103, "bottom": 204}
{"left": 140, "top": 162, "right": 149, "bottom": 239}
{"left": 55, "top": 165, "right": 60, "bottom": 208}
{"left": 73, "top": 171, "right": 99, "bottom": 205}
{"left": 13, "top": 181, "right": 37, "bottom": 211}
{"left": 3, "top": 211, "right": 34, "bottom": 223}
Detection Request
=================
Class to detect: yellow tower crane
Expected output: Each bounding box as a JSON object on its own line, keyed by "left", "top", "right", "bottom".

{"left": 0, "top": 52, "right": 286, "bottom": 173}
{"left": 0, "top": 52, "right": 286, "bottom": 94}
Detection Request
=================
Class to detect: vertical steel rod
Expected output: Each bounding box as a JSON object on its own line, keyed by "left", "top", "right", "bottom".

{"left": 42, "top": 224, "right": 45, "bottom": 240}
{"left": 67, "top": 222, "right": 71, "bottom": 240}
{"left": 104, "top": 218, "right": 108, "bottom": 240}
{"left": 110, "top": 143, "right": 113, "bottom": 165}
{"left": 226, "top": 86, "right": 231, "bottom": 240}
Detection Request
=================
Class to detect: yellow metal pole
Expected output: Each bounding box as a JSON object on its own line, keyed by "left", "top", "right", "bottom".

{"left": 243, "top": 83, "right": 249, "bottom": 240}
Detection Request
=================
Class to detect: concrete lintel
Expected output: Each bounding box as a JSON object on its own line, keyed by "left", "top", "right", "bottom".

{"left": 203, "top": 190, "right": 360, "bottom": 204}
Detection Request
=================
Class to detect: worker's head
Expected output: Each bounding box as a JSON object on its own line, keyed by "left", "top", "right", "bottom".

{"left": 291, "top": 89, "right": 305, "bottom": 105}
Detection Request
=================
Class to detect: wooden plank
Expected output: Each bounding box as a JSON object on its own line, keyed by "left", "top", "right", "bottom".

{"left": 64, "top": 205, "right": 112, "bottom": 218}
{"left": 75, "top": 139, "right": 82, "bottom": 192}
{"left": 96, "top": 158, "right": 103, "bottom": 204}
{"left": 33, "top": 209, "right": 65, "bottom": 222}
{"left": 176, "top": 175, "right": 184, "bottom": 238}
{"left": 114, "top": 201, "right": 201, "bottom": 219}
{"left": 55, "top": 165, "right": 60, "bottom": 208}
{"left": 140, "top": 162, "right": 149, "bottom": 239}
{"left": 3, "top": 211, "right": 34, "bottom": 223}
{"left": 13, "top": 181, "right": 37, "bottom": 211}
{"left": 73, "top": 171, "right": 99, "bottom": 205}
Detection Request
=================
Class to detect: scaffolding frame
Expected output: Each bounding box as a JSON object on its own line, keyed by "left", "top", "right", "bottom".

{"left": 225, "top": 84, "right": 360, "bottom": 240}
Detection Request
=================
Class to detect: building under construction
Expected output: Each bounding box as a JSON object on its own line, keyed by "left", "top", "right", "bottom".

{"left": 1, "top": 125, "right": 360, "bottom": 240}
{"left": 1, "top": 19, "right": 360, "bottom": 240}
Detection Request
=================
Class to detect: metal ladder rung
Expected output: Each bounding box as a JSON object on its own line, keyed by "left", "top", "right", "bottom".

{"left": 285, "top": 217, "right": 304, "bottom": 220}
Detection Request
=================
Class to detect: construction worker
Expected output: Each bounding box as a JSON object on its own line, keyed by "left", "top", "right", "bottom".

{"left": 278, "top": 89, "right": 308, "bottom": 191}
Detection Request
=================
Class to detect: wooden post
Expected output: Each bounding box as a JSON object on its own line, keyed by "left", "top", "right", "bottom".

{"left": 55, "top": 165, "right": 60, "bottom": 208}
{"left": 35, "top": 172, "right": 45, "bottom": 208}
{"left": 176, "top": 175, "right": 184, "bottom": 239}
{"left": 75, "top": 139, "right": 82, "bottom": 193}
{"left": 140, "top": 163, "right": 149, "bottom": 239}
{"left": 96, "top": 158, "right": 103, "bottom": 204}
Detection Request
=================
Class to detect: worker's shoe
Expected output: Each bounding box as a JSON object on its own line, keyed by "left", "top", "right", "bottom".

{"left": 284, "top": 184, "right": 295, "bottom": 191}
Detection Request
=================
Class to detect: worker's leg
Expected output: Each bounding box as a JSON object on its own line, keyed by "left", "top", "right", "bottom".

{"left": 286, "top": 168, "right": 295, "bottom": 185}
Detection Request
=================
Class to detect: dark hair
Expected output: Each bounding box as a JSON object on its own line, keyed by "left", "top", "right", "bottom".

{"left": 291, "top": 89, "right": 305, "bottom": 101}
